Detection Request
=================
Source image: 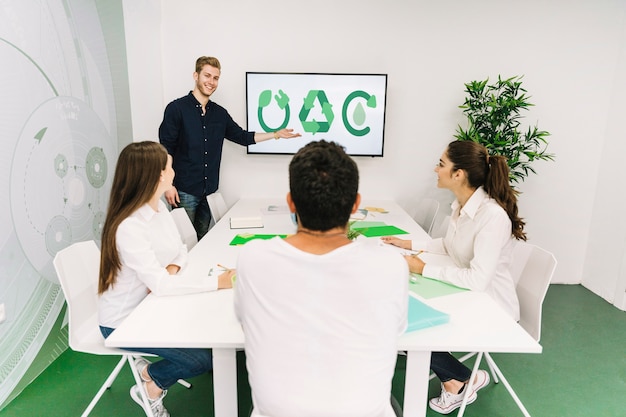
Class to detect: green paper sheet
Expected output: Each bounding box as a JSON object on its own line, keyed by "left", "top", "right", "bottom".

{"left": 352, "top": 225, "right": 409, "bottom": 237}
{"left": 409, "top": 275, "right": 468, "bottom": 299}
{"left": 229, "top": 234, "right": 287, "bottom": 245}
{"left": 350, "top": 221, "right": 386, "bottom": 229}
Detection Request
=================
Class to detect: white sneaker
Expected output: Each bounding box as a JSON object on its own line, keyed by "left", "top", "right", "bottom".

{"left": 130, "top": 383, "right": 170, "bottom": 417}
{"left": 470, "top": 369, "right": 490, "bottom": 393}
{"left": 133, "top": 357, "right": 152, "bottom": 382}
{"left": 429, "top": 383, "right": 477, "bottom": 415}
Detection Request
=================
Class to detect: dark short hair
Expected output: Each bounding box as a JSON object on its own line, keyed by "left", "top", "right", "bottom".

{"left": 289, "top": 140, "right": 359, "bottom": 231}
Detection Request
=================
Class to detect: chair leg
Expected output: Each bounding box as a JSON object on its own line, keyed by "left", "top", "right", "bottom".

{"left": 131, "top": 354, "right": 192, "bottom": 389}
{"left": 80, "top": 356, "right": 127, "bottom": 417}
{"left": 484, "top": 353, "right": 532, "bottom": 417}
{"left": 128, "top": 356, "right": 156, "bottom": 417}
{"left": 484, "top": 353, "right": 500, "bottom": 384}
{"left": 457, "top": 352, "right": 477, "bottom": 363}
{"left": 456, "top": 352, "right": 483, "bottom": 417}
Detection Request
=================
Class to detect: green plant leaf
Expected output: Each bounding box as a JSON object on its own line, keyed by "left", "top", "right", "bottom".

{"left": 454, "top": 74, "right": 555, "bottom": 184}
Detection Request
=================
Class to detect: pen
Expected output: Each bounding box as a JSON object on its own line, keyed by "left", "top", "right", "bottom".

{"left": 217, "top": 263, "right": 232, "bottom": 271}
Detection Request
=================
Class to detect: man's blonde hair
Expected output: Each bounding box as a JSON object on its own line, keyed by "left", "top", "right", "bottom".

{"left": 195, "top": 56, "right": 221, "bottom": 73}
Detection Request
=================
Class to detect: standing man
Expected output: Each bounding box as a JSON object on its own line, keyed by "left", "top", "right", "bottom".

{"left": 234, "top": 140, "right": 408, "bottom": 417}
{"left": 159, "top": 56, "right": 301, "bottom": 239}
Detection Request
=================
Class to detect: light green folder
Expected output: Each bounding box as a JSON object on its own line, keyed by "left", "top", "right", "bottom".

{"left": 409, "top": 275, "right": 468, "bottom": 299}
{"left": 406, "top": 295, "right": 450, "bottom": 332}
{"left": 349, "top": 221, "right": 386, "bottom": 229}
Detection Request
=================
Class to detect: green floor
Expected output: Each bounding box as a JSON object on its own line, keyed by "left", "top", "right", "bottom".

{"left": 1, "top": 284, "right": 624, "bottom": 417}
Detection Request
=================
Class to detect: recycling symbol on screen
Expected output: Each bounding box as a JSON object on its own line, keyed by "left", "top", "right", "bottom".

{"left": 298, "top": 90, "right": 334, "bottom": 134}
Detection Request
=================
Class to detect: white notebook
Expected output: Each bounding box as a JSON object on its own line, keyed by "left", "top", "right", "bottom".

{"left": 229, "top": 216, "right": 264, "bottom": 229}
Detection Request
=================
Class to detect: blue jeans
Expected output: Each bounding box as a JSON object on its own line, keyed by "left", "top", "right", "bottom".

{"left": 177, "top": 191, "right": 212, "bottom": 240}
{"left": 100, "top": 326, "right": 213, "bottom": 390}
{"left": 430, "top": 352, "right": 471, "bottom": 383}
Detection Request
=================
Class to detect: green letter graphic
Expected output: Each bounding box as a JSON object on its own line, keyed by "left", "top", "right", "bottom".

{"left": 257, "top": 89, "right": 290, "bottom": 132}
{"left": 342, "top": 91, "right": 377, "bottom": 137}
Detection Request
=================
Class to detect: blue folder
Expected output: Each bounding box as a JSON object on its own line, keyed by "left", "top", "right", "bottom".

{"left": 406, "top": 295, "right": 450, "bottom": 333}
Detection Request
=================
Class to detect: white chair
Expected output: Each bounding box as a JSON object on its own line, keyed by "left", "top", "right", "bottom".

{"left": 53, "top": 241, "right": 190, "bottom": 417}
{"left": 206, "top": 191, "right": 228, "bottom": 225}
{"left": 430, "top": 215, "right": 450, "bottom": 239}
{"left": 412, "top": 198, "right": 439, "bottom": 235}
{"left": 455, "top": 242, "right": 557, "bottom": 417}
{"left": 170, "top": 207, "right": 198, "bottom": 250}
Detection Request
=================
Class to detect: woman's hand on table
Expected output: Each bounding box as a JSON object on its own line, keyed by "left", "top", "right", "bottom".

{"left": 380, "top": 236, "right": 412, "bottom": 250}
{"left": 218, "top": 269, "right": 237, "bottom": 289}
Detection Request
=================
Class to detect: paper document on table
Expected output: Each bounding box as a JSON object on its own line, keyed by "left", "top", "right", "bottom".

{"left": 349, "top": 208, "right": 369, "bottom": 220}
{"left": 261, "top": 205, "right": 289, "bottom": 215}
{"left": 363, "top": 206, "right": 388, "bottom": 213}
{"left": 406, "top": 295, "right": 450, "bottom": 333}
{"left": 230, "top": 216, "right": 264, "bottom": 229}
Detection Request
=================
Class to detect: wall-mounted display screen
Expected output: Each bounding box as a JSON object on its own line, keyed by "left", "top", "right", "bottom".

{"left": 246, "top": 72, "right": 387, "bottom": 156}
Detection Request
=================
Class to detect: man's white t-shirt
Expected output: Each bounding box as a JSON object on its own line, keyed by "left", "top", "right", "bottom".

{"left": 235, "top": 237, "right": 408, "bottom": 417}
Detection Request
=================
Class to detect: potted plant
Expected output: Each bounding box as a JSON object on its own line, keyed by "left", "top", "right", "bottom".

{"left": 454, "top": 75, "right": 554, "bottom": 185}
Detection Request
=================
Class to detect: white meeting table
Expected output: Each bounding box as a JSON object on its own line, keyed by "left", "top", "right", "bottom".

{"left": 105, "top": 198, "right": 541, "bottom": 417}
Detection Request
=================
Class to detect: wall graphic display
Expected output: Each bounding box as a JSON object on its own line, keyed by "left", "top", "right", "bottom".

{"left": 246, "top": 72, "right": 387, "bottom": 156}
{"left": 0, "top": 0, "right": 120, "bottom": 408}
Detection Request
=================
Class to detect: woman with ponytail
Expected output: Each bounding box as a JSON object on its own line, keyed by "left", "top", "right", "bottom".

{"left": 382, "top": 140, "right": 527, "bottom": 415}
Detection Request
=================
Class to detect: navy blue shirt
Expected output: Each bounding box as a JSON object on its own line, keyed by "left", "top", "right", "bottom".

{"left": 159, "top": 92, "right": 255, "bottom": 197}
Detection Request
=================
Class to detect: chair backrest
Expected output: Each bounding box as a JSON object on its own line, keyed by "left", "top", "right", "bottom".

{"left": 206, "top": 191, "right": 228, "bottom": 223}
{"left": 53, "top": 240, "right": 115, "bottom": 355}
{"left": 509, "top": 240, "right": 533, "bottom": 286}
{"left": 412, "top": 198, "right": 439, "bottom": 235}
{"left": 515, "top": 242, "right": 557, "bottom": 342}
{"left": 430, "top": 215, "right": 450, "bottom": 239}
{"left": 170, "top": 207, "right": 198, "bottom": 250}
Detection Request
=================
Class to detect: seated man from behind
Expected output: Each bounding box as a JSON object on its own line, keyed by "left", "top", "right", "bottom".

{"left": 235, "top": 140, "right": 409, "bottom": 417}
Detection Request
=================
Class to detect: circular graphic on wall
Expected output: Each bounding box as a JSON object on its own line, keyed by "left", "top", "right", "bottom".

{"left": 10, "top": 96, "right": 113, "bottom": 284}
{"left": 0, "top": 0, "right": 121, "bottom": 407}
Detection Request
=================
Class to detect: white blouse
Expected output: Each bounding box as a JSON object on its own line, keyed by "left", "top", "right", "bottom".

{"left": 415, "top": 187, "right": 520, "bottom": 321}
{"left": 98, "top": 200, "right": 218, "bottom": 328}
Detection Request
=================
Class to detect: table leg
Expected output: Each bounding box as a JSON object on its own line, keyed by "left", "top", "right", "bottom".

{"left": 403, "top": 351, "right": 431, "bottom": 417}
{"left": 212, "top": 348, "right": 238, "bottom": 417}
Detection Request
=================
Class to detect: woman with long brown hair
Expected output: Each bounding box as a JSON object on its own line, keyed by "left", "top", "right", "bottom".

{"left": 98, "top": 141, "right": 234, "bottom": 417}
{"left": 383, "top": 140, "right": 527, "bottom": 415}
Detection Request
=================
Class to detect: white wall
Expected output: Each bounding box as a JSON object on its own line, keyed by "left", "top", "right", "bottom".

{"left": 122, "top": 0, "right": 163, "bottom": 141}
{"left": 123, "top": 0, "right": 626, "bottom": 299}
{"left": 581, "top": 11, "right": 626, "bottom": 308}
